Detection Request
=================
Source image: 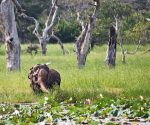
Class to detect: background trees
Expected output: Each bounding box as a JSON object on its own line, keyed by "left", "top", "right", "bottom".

{"left": 11, "top": 0, "right": 149, "bottom": 45}
{"left": 0, "top": 0, "right": 149, "bottom": 48}
{"left": 0, "top": 0, "right": 149, "bottom": 70}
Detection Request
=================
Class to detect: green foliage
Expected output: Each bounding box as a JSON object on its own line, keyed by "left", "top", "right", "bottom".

{"left": 16, "top": 0, "right": 150, "bottom": 44}
{"left": 125, "top": 21, "right": 149, "bottom": 44}
{"left": 0, "top": 97, "right": 150, "bottom": 124}
{"left": 93, "top": 0, "right": 150, "bottom": 44}
{"left": 128, "top": 0, "right": 150, "bottom": 12}
{"left": 21, "top": 0, "right": 50, "bottom": 18}
{"left": 100, "top": 0, "right": 133, "bottom": 19}
{"left": 55, "top": 17, "right": 80, "bottom": 43}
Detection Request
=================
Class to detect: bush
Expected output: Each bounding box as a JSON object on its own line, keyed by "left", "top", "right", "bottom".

{"left": 55, "top": 17, "right": 80, "bottom": 43}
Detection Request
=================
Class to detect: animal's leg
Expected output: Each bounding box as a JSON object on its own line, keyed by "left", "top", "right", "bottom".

{"left": 35, "top": 50, "right": 37, "bottom": 55}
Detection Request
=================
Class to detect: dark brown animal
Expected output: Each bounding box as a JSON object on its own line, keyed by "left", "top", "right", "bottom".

{"left": 26, "top": 44, "right": 39, "bottom": 55}
{"left": 28, "top": 64, "right": 61, "bottom": 93}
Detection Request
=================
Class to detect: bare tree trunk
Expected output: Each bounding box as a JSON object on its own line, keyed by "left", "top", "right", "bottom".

{"left": 75, "top": 0, "right": 100, "bottom": 68}
{"left": 13, "top": 0, "right": 66, "bottom": 56}
{"left": 1, "top": 0, "right": 20, "bottom": 71}
{"left": 105, "top": 25, "right": 117, "bottom": 67}
{"left": 0, "top": 11, "right": 5, "bottom": 42}
{"left": 39, "top": 38, "right": 47, "bottom": 56}
{"left": 119, "top": 33, "right": 125, "bottom": 64}
{"left": 32, "top": 0, "right": 65, "bottom": 56}
{"left": 115, "top": 16, "right": 125, "bottom": 64}
{"left": 77, "top": 23, "right": 92, "bottom": 68}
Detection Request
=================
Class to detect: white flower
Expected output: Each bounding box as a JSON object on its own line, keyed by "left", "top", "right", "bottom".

{"left": 100, "top": 94, "right": 104, "bottom": 98}
{"left": 140, "top": 96, "right": 144, "bottom": 100}
{"left": 141, "top": 107, "right": 144, "bottom": 110}
{"left": 46, "top": 113, "right": 51, "bottom": 117}
{"left": 2, "top": 108, "right": 5, "bottom": 112}
{"left": 69, "top": 97, "right": 72, "bottom": 101}
{"left": 44, "top": 97, "right": 49, "bottom": 101}
{"left": 37, "top": 121, "right": 46, "bottom": 125}
{"left": 13, "top": 110, "right": 20, "bottom": 115}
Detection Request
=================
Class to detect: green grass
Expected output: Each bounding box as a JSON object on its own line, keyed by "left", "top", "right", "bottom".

{"left": 0, "top": 43, "right": 150, "bottom": 103}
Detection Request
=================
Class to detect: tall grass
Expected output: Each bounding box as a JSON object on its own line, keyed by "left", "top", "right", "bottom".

{"left": 0, "top": 44, "right": 150, "bottom": 103}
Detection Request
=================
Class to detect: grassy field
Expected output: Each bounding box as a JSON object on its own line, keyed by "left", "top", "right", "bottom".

{"left": 0, "top": 43, "right": 150, "bottom": 103}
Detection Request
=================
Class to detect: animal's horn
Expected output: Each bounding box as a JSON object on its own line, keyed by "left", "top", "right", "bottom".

{"left": 40, "top": 83, "right": 49, "bottom": 93}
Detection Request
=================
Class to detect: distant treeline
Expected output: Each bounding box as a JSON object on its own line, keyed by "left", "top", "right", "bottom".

{"left": 6, "top": 0, "right": 150, "bottom": 44}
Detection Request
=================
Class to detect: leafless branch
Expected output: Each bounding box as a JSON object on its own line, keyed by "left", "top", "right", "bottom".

{"left": 90, "top": 0, "right": 100, "bottom": 22}
{"left": 44, "top": 0, "right": 58, "bottom": 33}
{"left": 12, "top": 0, "right": 24, "bottom": 12}
{"left": 11, "top": 0, "right": 41, "bottom": 39}
{"left": 20, "top": 13, "right": 41, "bottom": 38}
{"left": 51, "top": 31, "right": 68, "bottom": 55}
{"left": 76, "top": 12, "right": 85, "bottom": 31}
{"left": 126, "top": 40, "right": 141, "bottom": 55}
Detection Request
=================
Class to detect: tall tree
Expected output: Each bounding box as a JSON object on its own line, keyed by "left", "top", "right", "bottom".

{"left": 1, "top": 0, "right": 20, "bottom": 71}
{"left": 12, "top": 0, "right": 66, "bottom": 55}
{"left": 75, "top": 0, "right": 100, "bottom": 68}
{"left": 31, "top": 0, "right": 66, "bottom": 55}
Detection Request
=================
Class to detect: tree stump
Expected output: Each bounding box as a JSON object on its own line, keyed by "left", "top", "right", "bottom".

{"left": 105, "top": 25, "right": 117, "bottom": 67}
{"left": 28, "top": 64, "right": 61, "bottom": 93}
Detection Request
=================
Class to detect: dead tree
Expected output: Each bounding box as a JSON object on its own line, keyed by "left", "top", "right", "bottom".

{"left": 12, "top": 0, "right": 66, "bottom": 56}
{"left": 32, "top": 0, "right": 60, "bottom": 55}
{"left": 0, "top": 9, "right": 4, "bottom": 43}
{"left": 28, "top": 64, "right": 61, "bottom": 93}
{"left": 115, "top": 16, "right": 125, "bottom": 64}
{"left": 30, "top": 0, "right": 65, "bottom": 56}
{"left": 75, "top": 0, "right": 100, "bottom": 68}
{"left": 1, "top": 0, "right": 21, "bottom": 71}
{"left": 105, "top": 25, "right": 117, "bottom": 67}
